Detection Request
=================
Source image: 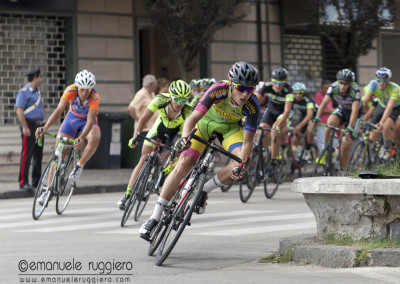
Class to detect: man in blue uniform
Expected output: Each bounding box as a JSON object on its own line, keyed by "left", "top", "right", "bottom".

{"left": 16, "top": 67, "right": 45, "bottom": 190}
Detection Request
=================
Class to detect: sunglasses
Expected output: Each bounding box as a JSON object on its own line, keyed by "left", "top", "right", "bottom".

{"left": 376, "top": 79, "right": 387, "bottom": 83}
{"left": 232, "top": 82, "right": 256, "bottom": 93}
{"left": 171, "top": 96, "right": 188, "bottom": 104}
{"left": 272, "top": 79, "right": 286, "bottom": 85}
{"left": 293, "top": 91, "right": 304, "bottom": 95}
{"left": 79, "top": 88, "right": 91, "bottom": 93}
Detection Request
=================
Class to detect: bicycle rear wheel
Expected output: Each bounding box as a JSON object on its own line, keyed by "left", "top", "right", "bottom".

{"left": 56, "top": 149, "right": 77, "bottom": 215}
{"left": 155, "top": 173, "right": 206, "bottom": 266}
{"left": 134, "top": 159, "right": 160, "bottom": 221}
{"left": 33, "top": 154, "right": 58, "bottom": 220}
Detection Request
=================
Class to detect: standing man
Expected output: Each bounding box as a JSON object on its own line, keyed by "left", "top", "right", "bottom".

{"left": 16, "top": 67, "right": 45, "bottom": 190}
{"left": 128, "top": 74, "right": 158, "bottom": 152}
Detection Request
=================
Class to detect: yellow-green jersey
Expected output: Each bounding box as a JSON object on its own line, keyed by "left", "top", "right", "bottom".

{"left": 364, "top": 80, "right": 400, "bottom": 108}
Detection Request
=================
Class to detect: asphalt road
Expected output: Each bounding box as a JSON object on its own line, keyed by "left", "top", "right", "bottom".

{"left": 1, "top": 183, "right": 399, "bottom": 283}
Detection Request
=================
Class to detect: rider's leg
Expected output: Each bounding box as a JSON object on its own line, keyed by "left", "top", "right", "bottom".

{"left": 77, "top": 126, "right": 101, "bottom": 166}
{"left": 340, "top": 135, "right": 353, "bottom": 168}
{"left": 259, "top": 122, "right": 271, "bottom": 151}
{"left": 382, "top": 118, "right": 395, "bottom": 152}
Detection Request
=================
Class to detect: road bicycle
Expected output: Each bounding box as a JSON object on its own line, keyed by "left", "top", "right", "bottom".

{"left": 121, "top": 133, "right": 177, "bottom": 227}
{"left": 32, "top": 132, "right": 80, "bottom": 220}
{"left": 284, "top": 127, "right": 318, "bottom": 178}
{"left": 313, "top": 123, "right": 345, "bottom": 176}
{"left": 148, "top": 129, "right": 248, "bottom": 266}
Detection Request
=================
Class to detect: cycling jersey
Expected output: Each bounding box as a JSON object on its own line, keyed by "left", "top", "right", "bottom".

{"left": 292, "top": 96, "right": 314, "bottom": 117}
{"left": 183, "top": 80, "right": 260, "bottom": 159}
{"left": 61, "top": 84, "right": 100, "bottom": 118}
{"left": 326, "top": 81, "right": 361, "bottom": 111}
{"left": 257, "top": 82, "right": 293, "bottom": 112}
{"left": 364, "top": 80, "right": 400, "bottom": 108}
{"left": 58, "top": 84, "right": 100, "bottom": 138}
{"left": 145, "top": 93, "right": 194, "bottom": 147}
{"left": 190, "top": 92, "right": 204, "bottom": 108}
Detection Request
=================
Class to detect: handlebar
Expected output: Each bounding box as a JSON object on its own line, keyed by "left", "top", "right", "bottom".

{"left": 317, "top": 123, "right": 346, "bottom": 133}
{"left": 132, "top": 132, "right": 175, "bottom": 153}
{"left": 36, "top": 131, "right": 75, "bottom": 147}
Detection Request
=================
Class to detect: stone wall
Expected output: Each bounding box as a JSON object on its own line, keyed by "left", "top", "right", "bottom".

{"left": 0, "top": 13, "right": 66, "bottom": 125}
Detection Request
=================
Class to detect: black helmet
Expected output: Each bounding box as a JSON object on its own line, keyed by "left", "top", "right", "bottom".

{"left": 271, "top": 67, "right": 288, "bottom": 80}
{"left": 336, "top": 69, "right": 355, "bottom": 82}
{"left": 228, "top": 61, "right": 259, "bottom": 86}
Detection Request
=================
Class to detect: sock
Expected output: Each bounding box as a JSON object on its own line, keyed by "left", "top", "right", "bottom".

{"left": 77, "top": 161, "right": 83, "bottom": 168}
{"left": 125, "top": 185, "right": 132, "bottom": 196}
{"left": 150, "top": 197, "right": 169, "bottom": 222}
{"left": 203, "top": 174, "right": 224, "bottom": 194}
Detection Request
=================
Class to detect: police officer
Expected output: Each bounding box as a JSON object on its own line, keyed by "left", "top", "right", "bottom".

{"left": 15, "top": 68, "right": 45, "bottom": 190}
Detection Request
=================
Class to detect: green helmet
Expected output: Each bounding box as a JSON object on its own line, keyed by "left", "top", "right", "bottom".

{"left": 169, "top": 80, "right": 191, "bottom": 99}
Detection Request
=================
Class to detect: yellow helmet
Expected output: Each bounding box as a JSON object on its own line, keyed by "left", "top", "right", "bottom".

{"left": 169, "top": 80, "right": 191, "bottom": 99}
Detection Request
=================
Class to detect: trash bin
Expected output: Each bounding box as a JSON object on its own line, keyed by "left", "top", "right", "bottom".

{"left": 85, "top": 112, "right": 126, "bottom": 169}
{"left": 121, "top": 115, "right": 140, "bottom": 168}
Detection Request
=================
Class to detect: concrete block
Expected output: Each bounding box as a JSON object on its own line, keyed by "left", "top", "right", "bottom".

{"left": 279, "top": 234, "right": 315, "bottom": 255}
{"left": 367, "top": 249, "right": 400, "bottom": 267}
{"left": 389, "top": 223, "right": 400, "bottom": 241}
{"left": 292, "top": 245, "right": 361, "bottom": 268}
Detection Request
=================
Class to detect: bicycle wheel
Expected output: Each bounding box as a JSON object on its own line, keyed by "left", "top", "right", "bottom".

{"left": 347, "top": 140, "right": 366, "bottom": 172}
{"left": 32, "top": 154, "right": 58, "bottom": 220}
{"left": 220, "top": 158, "right": 233, "bottom": 192}
{"left": 155, "top": 173, "right": 206, "bottom": 266}
{"left": 264, "top": 151, "right": 284, "bottom": 199}
{"left": 56, "top": 149, "right": 77, "bottom": 215}
{"left": 148, "top": 192, "right": 181, "bottom": 256}
{"left": 297, "top": 144, "right": 319, "bottom": 177}
{"left": 312, "top": 146, "right": 330, "bottom": 176}
{"left": 239, "top": 150, "right": 259, "bottom": 203}
{"left": 134, "top": 159, "right": 160, "bottom": 221}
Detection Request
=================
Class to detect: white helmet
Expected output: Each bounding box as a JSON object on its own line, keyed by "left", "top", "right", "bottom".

{"left": 75, "top": 70, "right": 96, "bottom": 89}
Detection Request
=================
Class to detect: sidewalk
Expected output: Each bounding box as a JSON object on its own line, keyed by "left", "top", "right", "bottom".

{"left": 0, "top": 168, "right": 132, "bottom": 199}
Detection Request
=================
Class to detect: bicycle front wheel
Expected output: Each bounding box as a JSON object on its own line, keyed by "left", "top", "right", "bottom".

{"left": 348, "top": 140, "right": 366, "bottom": 172}
{"left": 312, "top": 146, "right": 330, "bottom": 176}
{"left": 220, "top": 158, "right": 233, "bottom": 192}
{"left": 33, "top": 154, "right": 58, "bottom": 220}
{"left": 135, "top": 159, "right": 158, "bottom": 221}
{"left": 56, "top": 149, "right": 76, "bottom": 215}
{"left": 239, "top": 150, "right": 259, "bottom": 203}
{"left": 264, "top": 151, "right": 285, "bottom": 199}
{"left": 155, "top": 173, "right": 206, "bottom": 266}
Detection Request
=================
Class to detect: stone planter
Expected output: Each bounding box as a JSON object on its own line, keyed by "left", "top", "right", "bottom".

{"left": 292, "top": 177, "right": 400, "bottom": 241}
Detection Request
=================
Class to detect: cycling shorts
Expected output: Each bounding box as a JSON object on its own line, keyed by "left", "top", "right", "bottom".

{"left": 182, "top": 118, "right": 243, "bottom": 159}
{"left": 331, "top": 108, "right": 360, "bottom": 126}
{"left": 144, "top": 121, "right": 181, "bottom": 148}
{"left": 260, "top": 107, "right": 281, "bottom": 126}
{"left": 58, "top": 111, "right": 99, "bottom": 139}
{"left": 371, "top": 104, "right": 400, "bottom": 124}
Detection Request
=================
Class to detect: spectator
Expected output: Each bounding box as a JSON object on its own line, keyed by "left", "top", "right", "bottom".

{"left": 156, "top": 77, "right": 170, "bottom": 94}
{"left": 15, "top": 67, "right": 45, "bottom": 190}
{"left": 128, "top": 74, "right": 158, "bottom": 152}
{"left": 313, "top": 80, "right": 333, "bottom": 154}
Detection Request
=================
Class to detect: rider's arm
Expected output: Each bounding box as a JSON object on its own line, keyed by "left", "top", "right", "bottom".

{"left": 40, "top": 99, "right": 69, "bottom": 133}
{"left": 132, "top": 108, "right": 155, "bottom": 138}
{"left": 379, "top": 98, "right": 396, "bottom": 126}
{"left": 298, "top": 107, "right": 314, "bottom": 130}
{"left": 78, "top": 109, "right": 97, "bottom": 140}
{"left": 348, "top": 100, "right": 360, "bottom": 128}
{"left": 277, "top": 100, "right": 293, "bottom": 129}
{"left": 240, "top": 129, "right": 255, "bottom": 161}
{"left": 362, "top": 105, "right": 376, "bottom": 121}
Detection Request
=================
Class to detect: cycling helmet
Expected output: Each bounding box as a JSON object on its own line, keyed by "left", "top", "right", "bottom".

{"left": 336, "top": 69, "right": 355, "bottom": 82}
{"left": 375, "top": 67, "right": 392, "bottom": 79}
{"left": 271, "top": 67, "right": 288, "bottom": 80}
{"left": 292, "top": 82, "right": 307, "bottom": 92}
{"left": 190, "top": 79, "right": 202, "bottom": 89}
{"left": 75, "top": 70, "right": 96, "bottom": 89}
{"left": 228, "top": 61, "right": 259, "bottom": 86}
{"left": 169, "top": 80, "right": 191, "bottom": 99}
{"left": 200, "top": 78, "right": 216, "bottom": 88}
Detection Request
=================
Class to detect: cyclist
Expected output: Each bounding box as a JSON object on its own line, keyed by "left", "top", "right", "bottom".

{"left": 35, "top": 70, "right": 100, "bottom": 198}
{"left": 139, "top": 61, "right": 260, "bottom": 240}
{"left": 290, "top": 82, "right": 315, "bottom": 149}
{"left": 201, "top": 78, "right": 216, "bottom": 93}
{"left": 254, "top": 81, "right": 267, "bottom": 124}
{"left": 313, "top": 69, "right": 361, "bottom": 169}
{"left": 117, "top": 80, "right": 194, "bottom": 210}
{"left": 258, "top": 67, "right": 293, "bottom": 175}
{"left": 189, "top": 79, "right": 203, "bottom": 107}
{"left": 361, "top": 67, "right": 400, "bottom": 158}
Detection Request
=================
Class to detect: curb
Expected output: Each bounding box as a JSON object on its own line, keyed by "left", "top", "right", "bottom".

{"left": 279, "top": 234, "right": 400, "bottom": 268}
{"left": 0, "top": 184, "right": 126, "bottom": 199}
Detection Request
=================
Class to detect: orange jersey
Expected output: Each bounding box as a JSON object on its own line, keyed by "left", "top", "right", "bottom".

{"left": 61, "top": 84, "right": 100, "bottom": 118}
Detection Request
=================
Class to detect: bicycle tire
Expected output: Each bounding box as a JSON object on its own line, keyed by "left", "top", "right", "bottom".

{"left": 155, "top": 173, "right": 206, "bottom": 266}
{"left": 148, "top": 191, "right": 181, "bottom": 256}
{"left": 134, "top": 159, "right": 159, "bottom": 221}
{"left": 297, "top": 144, "right": 319, "bottom": 177}
{"left": 312, "top": 146, "right": 330, "bottom": 176}
{"left": 239, "top": 150, "right": 259, "bottom": 203}
{"left": 56, "top": 149, "right": 77, "bottom": 215}
{"left": 32, "top": 154, "right": 58, "bottom": 220}
{"left": 348, "top": 139, "right": 367, "bottom": 172}
{"left": 264, "top": 150, "right": 284, "bottom": 199}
